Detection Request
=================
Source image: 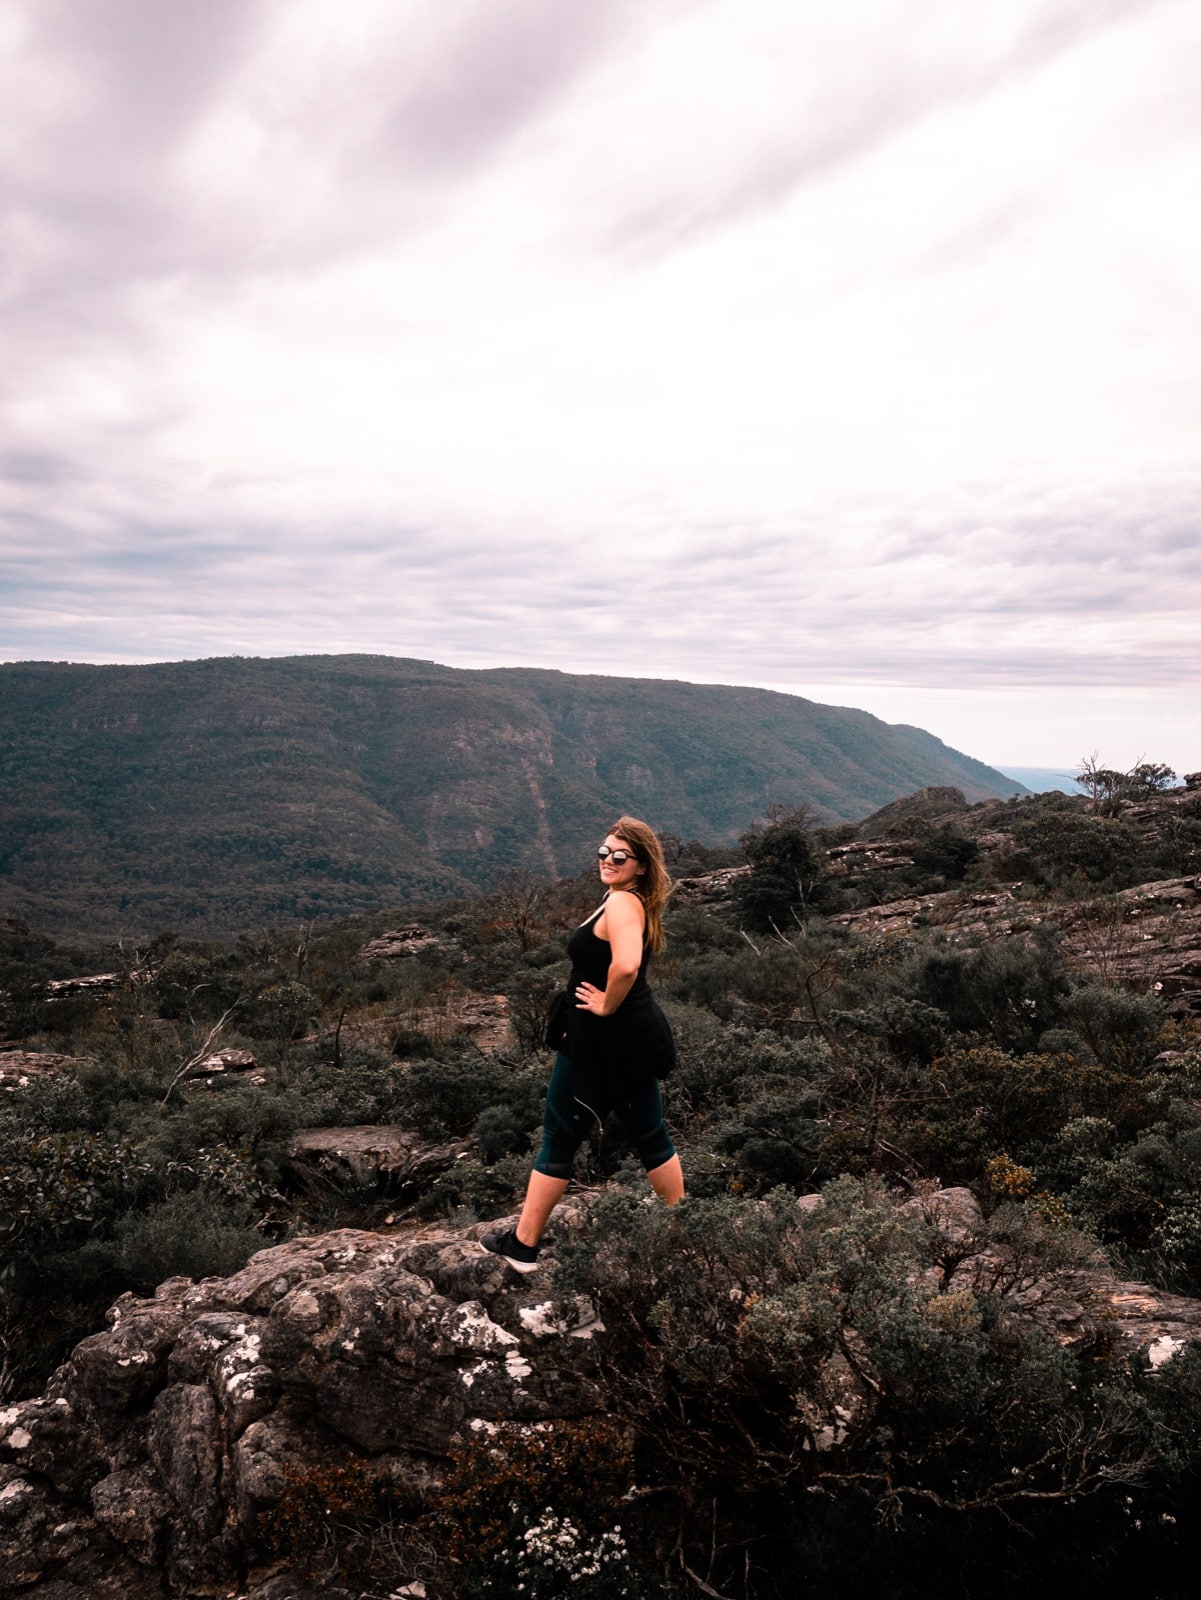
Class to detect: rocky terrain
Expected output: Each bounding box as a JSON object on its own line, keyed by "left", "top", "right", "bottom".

{"left": 5, "top": 1189, "right": 1201, "bottom": 1600}
{"left": 675, "top": 782, "right": 1201, "bottom": 1015}
{"left": 6, "top": 778, "right": 1201, "bottom": 1597}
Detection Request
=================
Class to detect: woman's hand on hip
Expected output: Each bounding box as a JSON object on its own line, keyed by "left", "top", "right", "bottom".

{"left": 574, "top": 982, "right": 610, "bottom": 1016}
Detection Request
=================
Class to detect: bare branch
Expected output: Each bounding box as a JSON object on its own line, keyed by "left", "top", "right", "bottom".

{"left": 161, "top": 1006, "right": 238, "bottom": 1104}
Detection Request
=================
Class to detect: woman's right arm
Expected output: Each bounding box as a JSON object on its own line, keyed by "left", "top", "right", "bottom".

{"left": 574, "top": 890, "right": 644, "bottom": 1016}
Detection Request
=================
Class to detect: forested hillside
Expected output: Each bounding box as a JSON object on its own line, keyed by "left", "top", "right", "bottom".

{"left": 0, "top": 655, "right": 1021, "bottom": 936}
{"left": 3, "top": 782, "right": 1201, "bottom": 1597}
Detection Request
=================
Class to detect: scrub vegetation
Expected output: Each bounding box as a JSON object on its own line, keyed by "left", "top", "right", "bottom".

{"left": 3, "top": 782, "right": 1201, "bottom": 1595}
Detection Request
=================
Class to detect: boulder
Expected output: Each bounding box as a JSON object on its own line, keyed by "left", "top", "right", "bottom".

{"left": 288, "top": 1126, "right": 468, "bottom": 1195}
{"left": 194, "top": 1047, "right": 258, "bottom": 1075}
{"left": 0, "top": 1216, "right": 606, "bottom": 1596}
{"left": 0, "top": 1052, "right": 81, "bottom": 1091}
{"left": 357, "top": 926, "right": 453, "bottom": 962}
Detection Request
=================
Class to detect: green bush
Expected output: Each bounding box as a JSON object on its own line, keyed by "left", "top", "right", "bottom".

{"left": 239, "top": 979, "right": 317, "bottom": 1042}
{"left": 738, "top": 810, "right": 829, "bottom": 930}
{"left": 87, "top": 1190, "right": 266, "bottom": 1292}
{"left": 0, "top": 1128, "right": 150, "bottom": 1272}
{"left": 895, "top": 936, "right": 1071, "bottom": 1055}
{"left": 296, "top": 1049, "right": 408, "bottom": 1125}
{"left": 394, "top": 1053, "right": 543, "bottom": 1141}
{"left": 416, "top": 1149, "right": 532, "bottom": 1222}
{"left": 551, "top": 1179, "right": 1190, "bottom": 1597}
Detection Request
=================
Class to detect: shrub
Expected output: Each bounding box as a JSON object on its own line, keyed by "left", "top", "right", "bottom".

{"left": 94, "top": 1190, "right": 265, "bottom": 1291}
{"left": 258, "top": 1455, "right": 381, "bottom": 1571}
{"left": 297, "top": 1049, "right": 408, "bottom": 1125}
{"left": 473, "top": 1103, "right": 530, "bottom": 1163}
{"left": 738, "top": 810, "right": 828, "bottom": 930}
{"left": 0, "top": 1129, "right": 150, "bottom": 1272}
{"left": 554, "top": 1178, "right": 1165, "bottom": 1570}
{"left": 424, "top": 1418, "right": 633, "bottom": 1596}
{"left": 395, "top": 1053, "right": 543, "bottom": 1141}
{"left": 1062, "top": 978, "right": 1167, "bottom": 1074}
{"left": 414, "top": 1148, "right": 530, "bottom": 1222}
{"left": 239, "top": 980, "right": 317, "bottom": 1042}
{"left": 896, "top": 936, "right": 1071, "bottom": 1055}
{"left": 908, "top": 825, "right": 980, "bottom": 890}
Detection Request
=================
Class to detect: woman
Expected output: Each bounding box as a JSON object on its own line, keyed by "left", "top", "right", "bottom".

{"left": 482, "top": 816, "right": 684, "bottom": 1272}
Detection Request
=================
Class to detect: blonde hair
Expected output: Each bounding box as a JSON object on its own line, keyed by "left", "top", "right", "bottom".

{"left": 610, "top": 816, "right": 672, "bottom": 954}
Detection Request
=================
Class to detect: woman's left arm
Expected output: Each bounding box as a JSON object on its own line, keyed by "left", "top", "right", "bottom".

{"left": 575, "top": 891, "right": 644, "bottom": 1016}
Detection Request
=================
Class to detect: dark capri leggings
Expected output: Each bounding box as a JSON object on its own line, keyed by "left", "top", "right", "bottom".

{"left": 533, "top": 1052, "right": 676, "bottom": 1180}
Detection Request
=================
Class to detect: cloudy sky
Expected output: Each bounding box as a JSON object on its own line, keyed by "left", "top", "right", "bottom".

{"left": 3, "top": 0, "right": 1199, "bottom": 773}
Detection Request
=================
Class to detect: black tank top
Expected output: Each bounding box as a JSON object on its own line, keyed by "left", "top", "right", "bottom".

{"left": 561, "top": 896, "right": 674, "bottom": 1080}
{"left": 566, "top": 900, "right": 652, "bottom": 1002}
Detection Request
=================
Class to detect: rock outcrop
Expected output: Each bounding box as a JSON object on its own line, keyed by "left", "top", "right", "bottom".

{"left": 357, "top": 925, "right": 455, "bottom": 964}
{"left": 0, "top": 1217, "right": 606, "bottom": 1599}
{"left": 0, "top": 1053, "right": 82, "bottom": 1092}
{"left": 4, "top": 1199, "right": 1201, "bottom": 1599}
{"left": 829, "top": 874, "right": 1201, "bottom": 1014}
{"left": 288, "top": 1126, "right": 469, "bottom": 1198}
{"left": 854, "top": 785, "right": 969, "bottom": 838}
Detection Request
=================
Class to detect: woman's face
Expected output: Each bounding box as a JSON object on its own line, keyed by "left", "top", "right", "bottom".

{"left": 598, "top": 833, "right": 643, "bottom": 893}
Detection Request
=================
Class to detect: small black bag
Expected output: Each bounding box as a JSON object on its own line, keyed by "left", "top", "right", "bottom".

{"left": 544, "top": 988, "right": 572, "bottom": 1051}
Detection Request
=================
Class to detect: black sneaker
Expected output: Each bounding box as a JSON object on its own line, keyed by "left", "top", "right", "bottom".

{"left": 479, "top": 1224, "right": 541, "bottom": 1274}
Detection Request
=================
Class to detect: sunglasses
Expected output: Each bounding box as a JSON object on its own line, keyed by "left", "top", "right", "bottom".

{"left": 597, "top": 846, "right": 638, "bottom": 865}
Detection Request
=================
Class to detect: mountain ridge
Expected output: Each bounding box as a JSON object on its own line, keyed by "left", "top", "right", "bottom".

{"left": 0, "top": 654, "right": 1023, "bottom": 936}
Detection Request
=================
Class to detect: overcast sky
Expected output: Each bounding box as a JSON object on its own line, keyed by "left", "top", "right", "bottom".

{"left": 2, "top": 0, "right": 1199, "bottom": 774}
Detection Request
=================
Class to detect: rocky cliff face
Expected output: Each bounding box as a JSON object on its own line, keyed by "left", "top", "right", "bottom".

{"left": 4, "top": 1195, "right": 1201, "bottom": 1600}
{"left": 827, "top": 875, "right": 1201, "bottom": 1016}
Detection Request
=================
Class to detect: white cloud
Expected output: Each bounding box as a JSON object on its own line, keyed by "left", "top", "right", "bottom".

{"left": 2, "top": 0, "right": 1200, "bottom": 771}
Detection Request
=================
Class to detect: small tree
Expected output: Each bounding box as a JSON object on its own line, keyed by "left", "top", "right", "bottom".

{"left": 1074, "top": 754, "right": 1128, "bottom": 814}
{"left": 484, "top": 869, "right": 547, "bottom": 952}
{"left": 739, "top": 807, "right": 826, "bottom": 931}
{"left": 1075, "top": 755, "right": 1177, "bottom": 814}
{"left": 1129, "top": 761, "right": 1176, "bottom": 795}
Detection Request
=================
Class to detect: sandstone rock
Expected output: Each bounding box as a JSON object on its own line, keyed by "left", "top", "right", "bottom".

{"left": 0, "top": 1463, "right": 96, "bottom": 1591}
{"left": 825, "top": 840, "right": 916, "bottom": 878}
{"left": 289, "top": 1125, "right": 467, "bottom": 1195}
{"left": 1062, "top": 876, "right": 1201, "bottom": 1013}
{"left": 672, "top": 865, "right": 750, "bottom": 912}
{"left": 0, "top": 1051, "right": 81, "bottom": 1090}
{"left": 0, "top": 1217, "right": 606, "bottom": 1594}
{"left": 68, "top": 1298, "right": 188, "bottom": 1414}
{"left": 828, "top": 871, "right": 1201, "bottom": 1015}
{"left": 147, "top": 1385, "right": 222, "bottom": 1537}
{"left": 406, "top": 991, "right": 511, "bottom": 1052}
{"left": 195, "top": 1047, "right": 258, "bottom": 1074}
{"left": 91, "top": 1468, "right": 169, "bottom": 1566}
{"left": 855, "top": 786, "right": 968, "bottom": 839}
{"left": 358, "top": 925, "right": 452, "bottom": 962}
{"left": 0, "top": 1397, "right": 102, "bottom": 1495}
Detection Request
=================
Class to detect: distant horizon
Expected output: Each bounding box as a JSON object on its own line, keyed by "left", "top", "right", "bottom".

{"left": 994, "top": 764, "right": 1087, "bottom": 796}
